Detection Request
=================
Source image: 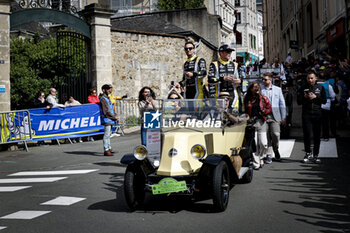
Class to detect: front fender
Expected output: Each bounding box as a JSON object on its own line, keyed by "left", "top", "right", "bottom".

{"left": 121, "top": 154, "right": 156, "bottom": 176}
{"left": 201, "top": 154, "right": 239, "bottom": 183}
{"left": 120, "top": 154, "right": 137, "bottom": 165}
{"left": 201, "top": 154, "right": 227, "bottom": 166}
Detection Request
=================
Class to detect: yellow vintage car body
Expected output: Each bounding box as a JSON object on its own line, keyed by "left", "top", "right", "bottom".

{"left": 157, "top": 122, "right": 247, "bottom": 176}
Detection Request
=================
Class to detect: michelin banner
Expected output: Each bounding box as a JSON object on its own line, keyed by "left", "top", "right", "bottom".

{"left": 1, "top": 104, "right": 106, "bottom": 143}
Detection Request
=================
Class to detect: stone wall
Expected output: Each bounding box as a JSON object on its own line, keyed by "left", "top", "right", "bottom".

{"left": 0, "top": 0, "right": 11, "bottom": 112}
{"left": 111, "top": 30, "right": 217, "bottom": 99}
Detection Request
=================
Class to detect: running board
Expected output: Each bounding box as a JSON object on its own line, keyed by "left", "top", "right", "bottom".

{"left": 238, "top": 167, "right": 249, "bottom": 179}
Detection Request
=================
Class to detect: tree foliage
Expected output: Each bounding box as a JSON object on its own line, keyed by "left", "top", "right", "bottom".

{"left": 10, "top": 31, "right": 87, "bottom": 109}
{"left": 10, "top": 34, "right": 58, "bottom": 110}
{"left": 157, "top": 0, "right": 205, "bottom": 10}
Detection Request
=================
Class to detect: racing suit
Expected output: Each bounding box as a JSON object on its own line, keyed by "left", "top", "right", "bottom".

{"left": 179, "top": 55, "right": 207, "bottom": 99}
{"left": 208, "top": 59, "right": 240, "bottom": 111}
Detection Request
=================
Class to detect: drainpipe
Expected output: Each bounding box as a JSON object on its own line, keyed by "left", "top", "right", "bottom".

{"left": 345, "top": 0, "right": 349, "bottom": 58}
{"left": 214, "top": 0, "right": 217, "bottom": 15}
{"left": 195, "top": 39, "right": 202, "bottom": 56}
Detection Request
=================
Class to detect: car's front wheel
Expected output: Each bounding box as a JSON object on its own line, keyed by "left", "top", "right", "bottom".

{"left": 212, "top": 161, "right": 230, "bottom": 212}
{"left": 124, "top": 166, "right": 145, "bottom": 211}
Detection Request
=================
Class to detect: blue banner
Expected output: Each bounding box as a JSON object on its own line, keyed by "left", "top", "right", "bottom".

{"left": 1, "top": 104, "right": 107, "bottom": 142}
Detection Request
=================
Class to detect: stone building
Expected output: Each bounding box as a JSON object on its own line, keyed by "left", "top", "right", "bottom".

{"left": 110, "top": 8, "right": 220, "bottom": 99}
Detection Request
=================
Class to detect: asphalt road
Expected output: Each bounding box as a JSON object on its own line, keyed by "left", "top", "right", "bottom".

{"left": 0, "top": 129, "right": 350, "bottom": 233}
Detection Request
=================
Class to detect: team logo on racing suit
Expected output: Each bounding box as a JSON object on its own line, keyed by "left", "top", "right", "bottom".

{"left": 143, "top": 111, "right": 161, "bottom": 129}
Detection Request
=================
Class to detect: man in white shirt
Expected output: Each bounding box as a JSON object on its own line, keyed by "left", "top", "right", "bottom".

{"left": 46, "top": 88, "right": 65, "bottom": 108}
{"left": 285, "top": 52, "right": 293, "bottom": 64}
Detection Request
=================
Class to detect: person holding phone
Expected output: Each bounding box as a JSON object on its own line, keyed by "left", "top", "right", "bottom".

{"left": 297, "top": 71, "right": 327, "bottom": 163}
{"left": 138, "top": 86, "right": 157, "bottom": 145}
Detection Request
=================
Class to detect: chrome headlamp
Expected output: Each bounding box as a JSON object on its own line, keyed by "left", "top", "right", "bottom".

{"left": 133, "top": 145, "right": 148, "bottom": 160}
{"left": 190, "top": 144, "right": 206, "bottom": 160}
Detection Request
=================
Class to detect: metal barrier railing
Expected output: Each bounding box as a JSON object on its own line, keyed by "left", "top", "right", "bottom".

{"left": 0, "top": 110, "right": 33, "bottom": 152}
{"left": 114, "top": 99, "right": 163, "bottom": 129}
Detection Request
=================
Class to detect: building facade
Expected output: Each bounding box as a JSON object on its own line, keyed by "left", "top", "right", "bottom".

{"left": 256, "top": 0, "right": 263, "bottom": 60}
{"left": 234, "top": 0, "right": 259, "bottom": 64}
{"left": 205, "top": 0, "right": 237, "bottom": 58}
{"left": 262, "top": 0, "right": 281, "bottom": 63}
{"left": 265, "top": 0, "right": 349, "bottom": 64}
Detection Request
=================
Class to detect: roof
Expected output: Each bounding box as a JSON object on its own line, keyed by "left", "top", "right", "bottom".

{"left": 111, "top": 12, "right": 218, "bottom": 50}
{"left": 111, "top": 14, "right": 185, "bottom": 34}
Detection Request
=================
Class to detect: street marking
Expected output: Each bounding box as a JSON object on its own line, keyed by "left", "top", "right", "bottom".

{"left": 0, "top": 186, "right": 31, "bottom": 192}
{"left": 8, "top": 169, "right": 98, "bottom": 176}
{"left": 40, "top": 196, "right": 86, "bottom": 206}
{"left": 319, "top": 138, "right": 338, "bottom": 158}
{"left": 0, "top": 211, "right": 51, "bottom": 220}
{"left": 279, "top": 139, "right": 295, "bottom": 158}
{"left": 0, "top": 177, "right": 67, "bottom": 183}
{"left": 0, "top": 226, "right": 7, "bottom": 230}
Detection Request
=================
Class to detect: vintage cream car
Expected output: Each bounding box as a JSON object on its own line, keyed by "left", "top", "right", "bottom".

{"left": 121, "top": 99, "right": 253, "bottom": 212}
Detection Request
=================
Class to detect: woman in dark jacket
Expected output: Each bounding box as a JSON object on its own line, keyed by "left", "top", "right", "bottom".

{"left": 244, "top": 81, "right": 272, "bottom": 169}
{"left": 33, "top": 91, "right": 52, "bottom": 109}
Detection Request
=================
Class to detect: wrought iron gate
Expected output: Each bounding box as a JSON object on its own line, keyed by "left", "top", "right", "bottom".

{"left": 56, "top": 31, "right": 90, "bottom": 104}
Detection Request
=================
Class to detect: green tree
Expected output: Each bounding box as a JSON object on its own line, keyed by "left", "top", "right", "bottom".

{"left": 158, "top": 0, "right": 205, "bottom": 10}
{"left": 10, "top": 34, "right": 58, "bottom": 110}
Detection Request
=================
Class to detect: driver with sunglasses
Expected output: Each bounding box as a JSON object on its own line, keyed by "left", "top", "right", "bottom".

{"left": 179, "top": 41, "right": 207, "bottom": 99}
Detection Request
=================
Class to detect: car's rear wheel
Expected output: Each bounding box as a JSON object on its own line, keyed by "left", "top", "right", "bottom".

{"left": 212, "top": 161, "right": 230, "bottom": 212}
{"left": 124, "top": 166, "right": 145, "bottom": 210}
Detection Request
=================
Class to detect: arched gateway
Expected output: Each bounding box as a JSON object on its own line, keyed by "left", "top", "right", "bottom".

{"left": 0, "top": 0, "right": 114, "bottom": 111}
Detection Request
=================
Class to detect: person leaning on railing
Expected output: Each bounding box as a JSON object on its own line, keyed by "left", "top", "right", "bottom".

{"left": 33, "top": 91, "right": 52, "bottom": 109}
{"left": 88, "top": 88, "right": 100, "bottom": 104}
{"left": 46, "top": 88, "right": 65, "bottom": 108}
{"left": 65, "top": 96, "right": 83, "bottom": 143}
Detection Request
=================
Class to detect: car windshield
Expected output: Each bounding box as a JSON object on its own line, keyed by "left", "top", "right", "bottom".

{"left": 162, "top": 99, "right": 230, "bottom": 132}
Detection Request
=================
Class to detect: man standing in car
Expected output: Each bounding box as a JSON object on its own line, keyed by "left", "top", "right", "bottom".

{"left": 179, "top": 41, "right": 207, "bottom": 99}
{"left": 208, "top": 44, "right": 241, "bottom": 111}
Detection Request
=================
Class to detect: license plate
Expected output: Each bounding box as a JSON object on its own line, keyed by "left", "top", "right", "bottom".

{"left": 152, "top": 178, "right": 187, "bottom": 195}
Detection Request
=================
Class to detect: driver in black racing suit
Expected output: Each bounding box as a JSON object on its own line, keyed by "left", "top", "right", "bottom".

{"left": 208, "top": 44, "right": 241, "bottom": 111}
{"left": 179, "top": 41, "right": 207, "bottom": 99}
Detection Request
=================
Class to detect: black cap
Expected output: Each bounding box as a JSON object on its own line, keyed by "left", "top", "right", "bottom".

{"left": 219, "top": 44, "right": 235, "bottom": 52}
{"left": 101, "top": 84, "right": 112, "bottom": 91}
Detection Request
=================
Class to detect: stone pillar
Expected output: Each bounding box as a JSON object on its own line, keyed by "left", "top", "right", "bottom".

{"left": 82, "top": 4, "right": 115, "bottom": 93}
{"left": 0, "top": 0, "right": 12, "bottom": 112}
